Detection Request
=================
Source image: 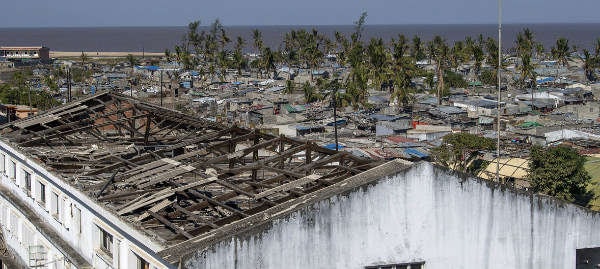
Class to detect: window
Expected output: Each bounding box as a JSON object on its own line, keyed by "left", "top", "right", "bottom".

{"left": 51, "top": 192, "right": 59, "bottom": 220}
{"left": 37, "top": 180, "right": 46, "bottom": 205}
{"left": 0, "top": 154, "right": 5, "bottom": 174}
{"left": 9, "top": 211, "right": 17, "bottom": 234}
{"left": 136, "top": 254, "right": 150, "bottom": 269}
{"left": 365, "top": 262, "right": 425, "bottom": 269}
{"left": 72, "top": 205, "right": 81, "bottom": 234}
{"left": 24, "top": 170, "right": 32, "bottom": 196}
{"left": 100, "top": 228, "right": 113, "bottom": 256}
{"left": 8, "top": 161, "right": 15, "bottom": 180}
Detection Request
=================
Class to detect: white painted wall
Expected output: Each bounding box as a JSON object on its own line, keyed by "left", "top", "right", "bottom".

{"left": 0, "top": 194, "right": 72, "bottom": 268}
{"left": 185, "top": 162, "right": 600, "bottom": 269}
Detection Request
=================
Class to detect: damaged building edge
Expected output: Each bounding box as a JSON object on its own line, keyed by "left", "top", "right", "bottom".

{"left": 0, "top": 184, "right": 91, "bottom": 268}
{"left": 159, "top": 159, "right": 413, "bottom": 264}
{"left": 0, "top": 92, "right": 380, "bottom": 268}
{"left": 0, "top": 139, "right": 175, "bottom": 269}
{"left": 0, "top": 139, "right": 167, "bottom": 249}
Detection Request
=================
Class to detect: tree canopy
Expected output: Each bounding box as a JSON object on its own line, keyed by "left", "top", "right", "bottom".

{"left": 528, "top": 145, "right": 594, "bottom": 207}
{"left": 432, "top": 132, "right": 496, "bottom": 174}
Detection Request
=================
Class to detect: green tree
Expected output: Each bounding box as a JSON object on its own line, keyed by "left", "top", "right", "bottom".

{"left": 366, "top": 37, "right": 388, "bottom": 90}
{"left": 284, "top": 79, "right": 295, "bottom": 94}
{"left": 252, "top": 29, "right": 264, "bottom": 78}
{"left": 302, "top": 81, "right": 322, "bottom": 103}
{"left": 233, "top": 36, "right": 247, "bottom": 76}
{"left": 432, "top": 132, "right": 496, "bottom": 174}
{"left": 429, "top": 36, "right": 449, "bottom": 105}
{"left": 581, "top": 49, "right": 597, "bottom": 82}
{"left": 528, "top": 145, "right": 594, "bottom": 207}
{"left": 551, "top": 37, "right": 571, "bottom": 67}
{"left": 80, "top": 51, "right": 89, "bottom": 68}
{"left": 126, "top": 54, "right": 138, "bottom": 73}
{"left": 519, "top": 53, "right": 536, "bottom": 89}
{"left": 411, "top": 35, "right": 425, "bottom": 61}
{"left": 390, "top": 34, "right": 417, "bottom": 108}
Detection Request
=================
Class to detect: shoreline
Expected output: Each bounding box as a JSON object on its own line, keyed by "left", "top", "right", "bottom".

{"left": 50, "top": 51, "right": 163, "bottom": 58}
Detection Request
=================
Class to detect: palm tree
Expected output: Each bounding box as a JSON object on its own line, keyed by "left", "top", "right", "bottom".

{"left": 430, "top": 36, "right": 449, "bottom": 105}
{"left": 484, "top": 37, "right": 499, "bottom": 79}
{"left": 80, "top": 51, "right": 88, "bottom": 69}
{"left": 284, "top": 79, "right": 295, "bottom": 94}
{"left": 233, "top": 36, "right": 246, "bottom": 76}
{"left": 519, "top": 53, "right": 536, "bottom": 89}
{"left": 366, "top": 37, "right": 388, "bottom": 90}
{"left": 262, "top": 47, "right": 277, "bottom": 79}
{"left": 581, "top": 49, "right": 597, "bottom": 82}
{"left": 390, "top": 34, "right": 417, "bottom": 109}
{"left": 411, "top": 35, "right": 425, "bottom": 61}
{"left": 126, "top": 54, "right": 138, "bottom": 73}
{"left": 551, "top": 37, "right": 571, "bottom": 67}
{"left": 252, "top": 29, "right": 264, "bottom": 78}
{"left": 302, "top": 81, "right": 322, "bottom": 103}
{"left": 304, "top": 29, "right": 325, "bottom": 81}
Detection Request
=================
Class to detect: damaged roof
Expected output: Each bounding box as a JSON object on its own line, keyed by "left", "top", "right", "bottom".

{"left": 0, "top": 92, "right": 381, "bottom": 263}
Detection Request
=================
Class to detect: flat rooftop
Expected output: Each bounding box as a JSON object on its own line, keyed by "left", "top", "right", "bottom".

{"left": 0, "top": 92, "right": 380, "bottom": 249}
{"left": 0, "top": 46, "right": 47, "bottom": 50}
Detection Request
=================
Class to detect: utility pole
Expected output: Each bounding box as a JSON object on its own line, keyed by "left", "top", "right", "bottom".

{"left": 67, "top": 67, "right": 72, "bottom": 103}
{"left": 496, "top": 0, "right": 502, "bottom": 183}
{"left": 28, "top": 83, "right": 32, "bottom": 117}
{"left": 332, "top": 87, "right": 339, "bottom": 151}
{"left": 160, "top": 69, "right": 163, "bottom": 107}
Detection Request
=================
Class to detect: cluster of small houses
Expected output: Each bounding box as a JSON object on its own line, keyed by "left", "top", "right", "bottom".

{"left": 5, "top": 58, "right": 600, "bottom": 182}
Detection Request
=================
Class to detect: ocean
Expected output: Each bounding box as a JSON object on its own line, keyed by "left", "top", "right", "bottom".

{"left": 1, "top": 24, "right": 600, "bottom": 54}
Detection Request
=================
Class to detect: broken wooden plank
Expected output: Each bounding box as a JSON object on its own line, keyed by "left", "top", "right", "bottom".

{"left": 172, "top": 203, "right": 220, "bottom": 229}
{"left": 137, "top": 199, "right": 173, "bottom": 221}
{"left": 254, "top": 174, "right": 321, "bottom": 200}
{"left": 147, "top": 211, "right": 193, "bottom": 239}
{"left": 117, "top": 177, "right": 217, "bottom": 215}
{"left": 137, "top": 165, "right": 196, "bottom": 188}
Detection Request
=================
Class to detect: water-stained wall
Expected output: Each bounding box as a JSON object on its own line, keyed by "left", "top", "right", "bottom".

{"left": 185, "top": 162, "right": 600, "bottom": 269}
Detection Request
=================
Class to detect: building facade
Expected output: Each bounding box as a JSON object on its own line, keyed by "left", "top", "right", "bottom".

{"left": 0, "top": 139, "right": 169, "bottom": 269}
{"left": 0, "top": 47, "right": 50, "bottom": 61}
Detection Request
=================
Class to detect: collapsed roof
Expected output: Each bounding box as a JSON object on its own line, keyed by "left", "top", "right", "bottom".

{"left": 0, "top": 92, "right": 379, "bottom": 249}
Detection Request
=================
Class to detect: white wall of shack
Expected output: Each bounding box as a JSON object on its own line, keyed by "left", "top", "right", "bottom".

{"left": 185, "top": 162, "right": 600, "bottom": 269}
{"left": 0, "top": 141, "right": 172, "bottom": 269}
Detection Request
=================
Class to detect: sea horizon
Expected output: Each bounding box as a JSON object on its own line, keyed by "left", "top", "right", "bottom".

{"left": 2, "top": 23, "right": 600, "bottom": 53}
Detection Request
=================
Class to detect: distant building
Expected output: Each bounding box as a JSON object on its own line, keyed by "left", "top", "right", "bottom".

{"left": 0, "top": 58, "right": 14, "bottom": 69}
{"left": 0, "top": 46, "right": 50, "bottom": 61}
{"left": 0, "top": 104, "right": 38, "bottom": 123}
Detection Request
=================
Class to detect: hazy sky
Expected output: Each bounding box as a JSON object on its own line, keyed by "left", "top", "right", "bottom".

{"left": 3, "top": 0, "right": 600, "bottom": 27}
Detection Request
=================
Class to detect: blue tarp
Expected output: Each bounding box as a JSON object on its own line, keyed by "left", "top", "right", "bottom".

{"left": 324, "top": 143, "right": 345, "bottom": 150}
{"left": 536, "top": 77, "right": 555, "bottom": 84}
{"left": 143, "top": 65, "right": 160, "bottom": 71}
{"left": 404, "top": 148, "right": 429, "bottom": 158}
{"left": 326, "top": 119, "right": 347, "bottom": 126}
